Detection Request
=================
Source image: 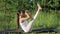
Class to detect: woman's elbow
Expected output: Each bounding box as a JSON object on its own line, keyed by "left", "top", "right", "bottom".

{"left": 27, "top": 16, "right": 32, "bottom": 19}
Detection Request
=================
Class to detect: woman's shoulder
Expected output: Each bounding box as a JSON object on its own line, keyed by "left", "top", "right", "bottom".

{"left": 20, "top": 18, "right": 27, "bottom": 23}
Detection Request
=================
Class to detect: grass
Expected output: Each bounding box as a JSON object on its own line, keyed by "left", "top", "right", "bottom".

{"left": 0, "top": 0, "right": 60, "bottom": 34}
{"left": 0, "top": 10, "right": 60, "bottom": 34}
{"left": 33, "top": 10, "right": 60, "bottom": 29}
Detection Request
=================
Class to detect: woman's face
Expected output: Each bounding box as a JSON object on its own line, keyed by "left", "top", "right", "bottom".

{"left": 20, "top": 12, "right": 24, "bottom": 17}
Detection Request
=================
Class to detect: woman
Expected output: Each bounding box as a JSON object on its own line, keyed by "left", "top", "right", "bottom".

{"left": 19, "top": 3, "right": 42, "bottom": 32}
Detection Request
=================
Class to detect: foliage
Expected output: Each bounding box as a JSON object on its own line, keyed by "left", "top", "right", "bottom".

{"left": 0, "top": 0, "right": 60, "bottom": 34}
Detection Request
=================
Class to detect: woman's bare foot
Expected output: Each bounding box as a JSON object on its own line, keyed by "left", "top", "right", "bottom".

{"left": 37, "top": 3, "right": 42, "bottom": 11}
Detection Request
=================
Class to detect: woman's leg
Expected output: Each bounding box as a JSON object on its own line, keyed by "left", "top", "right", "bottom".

{"left": 25, "top": 19, "right": 35, "bottom": 32}
{"left": 26, "top": 11, "right": 39, "bottom": 32}
{"left": 24, "top": 11, "right": 40, "bottom": 32}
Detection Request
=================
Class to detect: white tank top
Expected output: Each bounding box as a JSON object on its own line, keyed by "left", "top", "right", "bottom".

{"left": 20, "top": 21, "right": 28, "bottom": 32}
{"left": 20, "top": 21, "right": 27, "bottom": 27}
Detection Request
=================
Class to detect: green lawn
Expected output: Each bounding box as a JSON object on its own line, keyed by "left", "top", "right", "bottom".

{"left": 0, "top": 10, "right": 60, "bottom": 34}
{"left": 0, "top": 0, "right": 60, "bottom": 34}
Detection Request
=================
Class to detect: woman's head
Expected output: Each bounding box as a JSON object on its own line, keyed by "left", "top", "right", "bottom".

{"left": 18, "top": 10, "right": 25, "bottom": 17}
{"left": 18, "top": 9, "right": 30, "bottom": 17}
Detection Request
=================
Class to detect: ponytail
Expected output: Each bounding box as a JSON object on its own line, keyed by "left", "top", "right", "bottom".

{"left": 17, "top": 11, "right": 20, "bottom": 29}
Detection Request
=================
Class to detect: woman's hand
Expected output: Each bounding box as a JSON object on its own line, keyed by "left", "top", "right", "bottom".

{"left": 25, "top": 10, "right": 32, "bottom": 18}
{"left": 25, "top": 10, "right": 30, "bottom": 15}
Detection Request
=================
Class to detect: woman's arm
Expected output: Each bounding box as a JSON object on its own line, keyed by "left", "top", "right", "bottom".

{"left": 20, "top": 10, "right": 31, "bottom": 22}
{"left": 25, "top": 10, "right": 32, "bottom": 19}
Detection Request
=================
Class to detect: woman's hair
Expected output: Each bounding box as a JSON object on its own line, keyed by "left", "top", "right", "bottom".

{"left": 18, "top": 10, "right": 25, "bottom": 14}
{"left": 17, "top": 9, "right": 30, "bottom": 29}
{"left": 17, "top": 10, "right": 25, "bottom": 29}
